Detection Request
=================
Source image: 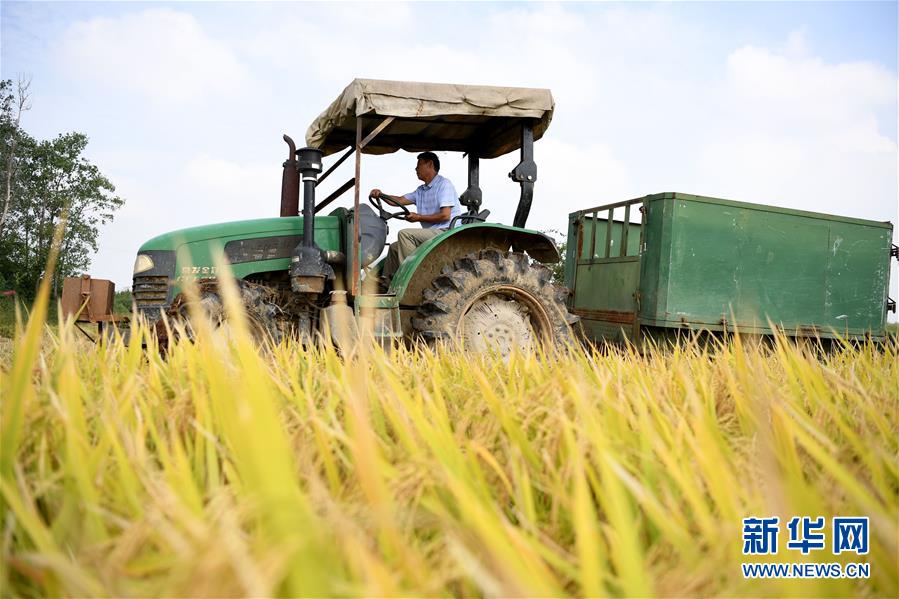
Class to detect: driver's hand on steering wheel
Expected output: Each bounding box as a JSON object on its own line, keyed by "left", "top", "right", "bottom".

{"left": 370, "top": 188, "right": 381, "bottom": 199}
{"left": 405, "top": 213, "right": 421, "bottom": 223}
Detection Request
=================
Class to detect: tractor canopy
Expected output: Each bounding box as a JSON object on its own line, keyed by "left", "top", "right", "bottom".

{"left": 303, "top": 79, "right": 556, "bottom": 295}
{"left": 305, "top": 78, "right": 554, "bottom": 158}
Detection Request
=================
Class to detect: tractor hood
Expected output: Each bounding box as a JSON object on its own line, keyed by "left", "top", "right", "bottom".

{"left": 138, "top": 216, "right": 312, "bottom": 252}
{"left": 134, "top": 214, "right": 342, "bottom": 281}
{"left": 132, "top": 215, "right": 345, "bottom": 310}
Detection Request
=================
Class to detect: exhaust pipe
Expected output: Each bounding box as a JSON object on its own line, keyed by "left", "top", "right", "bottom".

{"left": 297, "top": 147, "right": 322, "bottom": 247}
{"left": 289, "top": 146, "right": 333, "bottom": 294}
{"left": 280, "top": 135, "right": 299, "bottom": 217}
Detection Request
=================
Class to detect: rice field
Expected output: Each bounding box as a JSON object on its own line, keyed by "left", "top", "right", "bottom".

{"left": 1, "top": 280, "right": 897, "bottom": 597}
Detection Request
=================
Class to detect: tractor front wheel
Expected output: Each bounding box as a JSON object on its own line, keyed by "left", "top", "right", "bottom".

{"left": 412, "top": 250, "right": 578, "bottom": 357}
{"left": 166, "top": 281, "right": 284, "bottom": 347}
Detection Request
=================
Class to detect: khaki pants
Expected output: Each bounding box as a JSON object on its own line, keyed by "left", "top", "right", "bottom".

{"left": 382, "top": 227, "right": 443, "bottom": 279}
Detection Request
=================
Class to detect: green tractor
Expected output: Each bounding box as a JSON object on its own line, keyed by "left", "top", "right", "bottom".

{"left": 130, "top": 79, "right": 578, "bottom": 353}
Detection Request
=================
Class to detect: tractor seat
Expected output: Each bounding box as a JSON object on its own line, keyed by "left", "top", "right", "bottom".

{"left": 357, "top": 204, "right": 389, "bottom": 267}
{"left": 450, "top": 209, "right": 490, "bottom": 229}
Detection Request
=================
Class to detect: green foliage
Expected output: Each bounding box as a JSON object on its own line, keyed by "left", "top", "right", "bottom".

{"left": 0, "top": 296, "right": 60, "bottom": 340}
{"left": 113, "top": 289, "right": 133, "bottom": 315}
{"left": 542, "top": 228, "right": 567, "bottom": 285}
{"left": 0, "top": 78, "right": 124, "bottom": 302}
{"left": 0, "top": 296, "right": 17, "bottom": 338}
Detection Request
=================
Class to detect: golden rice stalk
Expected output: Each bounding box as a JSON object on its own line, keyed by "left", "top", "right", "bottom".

{"left": 1, "top": 288, "right": 896, "bottom": 597}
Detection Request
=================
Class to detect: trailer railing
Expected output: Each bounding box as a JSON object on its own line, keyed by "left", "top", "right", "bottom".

{"left": 572, "top": 196, "right": 646, "bottom": 263}
{"left": 569, "top": 196, "right": 648, "bottom": 341}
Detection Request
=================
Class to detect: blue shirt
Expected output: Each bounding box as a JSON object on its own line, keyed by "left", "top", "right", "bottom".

{"left": 403, "top": 174, "right": 462, "bottom": 230}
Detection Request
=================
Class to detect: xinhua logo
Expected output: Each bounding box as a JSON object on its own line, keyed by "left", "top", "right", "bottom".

{"left": 741, "top": 516, "right": 870, "bottom": 579}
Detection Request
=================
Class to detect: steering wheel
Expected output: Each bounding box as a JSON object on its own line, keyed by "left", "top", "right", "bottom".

{"left": 368, "top": 194, "right": 411, "bottom": 221}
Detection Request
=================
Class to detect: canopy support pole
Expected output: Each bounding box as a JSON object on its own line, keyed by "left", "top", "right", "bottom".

{"left": 459, "top": 154, "right": 482, "bottom": 212}
{"left": 315, "top": 177, "right": 356, "bottom": 214}
{"left": 352, "top": 120, "right": 362, "bottom": 296}
{"left": 510, "top": 121, "right": 536, "bottom": 228}
{"left": 317, "top": 146, "right": 354, "bottom": 187}
{"left": 351, "top": 115, "right": 395, "bottom": 296}
{"left": 359, "top": 116, "right": 395, "bottom": 150}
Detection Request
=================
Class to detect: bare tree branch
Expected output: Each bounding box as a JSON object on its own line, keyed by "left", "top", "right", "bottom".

{"left": 0, "top": 74, "right": 32, "bottom": 238}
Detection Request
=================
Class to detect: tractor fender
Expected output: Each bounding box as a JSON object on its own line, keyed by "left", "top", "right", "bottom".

{"left": 389, "top": 223, "right": 561, "bottom": 306}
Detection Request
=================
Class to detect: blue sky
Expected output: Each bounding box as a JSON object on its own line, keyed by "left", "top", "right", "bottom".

{"left": 2, "top": 1, "right": 897, "bottom": 305}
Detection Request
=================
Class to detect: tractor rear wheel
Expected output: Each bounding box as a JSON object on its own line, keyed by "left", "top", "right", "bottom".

{"left": 412, "top": 250, "right": 578, "bottom": 356}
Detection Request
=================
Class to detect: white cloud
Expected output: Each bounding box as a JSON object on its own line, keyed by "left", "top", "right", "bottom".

{"left": 330, "top": 2, "right": 412, "bottom": 28}
{"left": 56, "top": 9, "right": 248, "bottom": 104}
{"left": 725, "top": 44, "right": 896, "bottom": 127}
{"left": 180, "top": 155, "right": 281, "bottom": 220}
{"left": 237, "top": 3, "right": 603, "bottom": 112}
{"left": 780, "top": 27, "right": 811, "bottom": 58}
{"left": 695, "top": 41, "right": 897, "bottom": 221}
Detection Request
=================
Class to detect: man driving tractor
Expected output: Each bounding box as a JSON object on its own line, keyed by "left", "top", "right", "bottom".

{"left": 370, "top": 151, "right": 462, "bottom": 283}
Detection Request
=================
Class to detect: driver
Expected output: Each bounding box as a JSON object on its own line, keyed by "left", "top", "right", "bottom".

{"left": 370, "top": 151, "right": 462, "bottom": 284}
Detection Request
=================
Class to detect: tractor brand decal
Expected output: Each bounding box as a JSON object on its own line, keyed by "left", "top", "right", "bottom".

{"left": 176, "top": 266, "right": 218, "bottom": 283}
{"left": 183, "top": 266, "right": 218, "bottom": 275}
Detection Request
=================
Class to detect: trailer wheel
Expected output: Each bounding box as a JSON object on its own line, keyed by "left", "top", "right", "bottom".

{"left": 168, "top": 281, "right": 283, "bottom": 346}
{"left": 412, "top": 250, "right": 578, "bottom": 356}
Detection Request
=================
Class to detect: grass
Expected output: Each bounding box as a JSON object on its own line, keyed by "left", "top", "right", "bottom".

{"left": 0, "top": 283, "right": 897, "bottom": 597}
{"left": 0, "top": 297, "right": 40, "bottom": 340}
{"left": 0, "top": 290, "right": 131, "bottom": 339}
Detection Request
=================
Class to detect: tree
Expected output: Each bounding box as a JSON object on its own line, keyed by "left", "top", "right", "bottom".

{"left": 0, "top": 78, "right": 32, "bottom": 293}
{"left": 0, "top": 77, "right": 31, "bottom": 238}
{"left": 0, "top": 78, "right": 124, "bottom": 300}
{"left": 541, "top": 228, "right": 568, "bottom": 286}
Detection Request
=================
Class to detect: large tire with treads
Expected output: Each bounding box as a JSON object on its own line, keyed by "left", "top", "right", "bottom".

{"left": 411, "top": 250, "right": 578, "bottom": 356}
{"left": 168, "top": 281, "right": 284, "bottom": 346}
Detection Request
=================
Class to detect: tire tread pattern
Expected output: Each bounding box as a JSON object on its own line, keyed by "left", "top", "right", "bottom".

{"left": 411, "top": 250, "right": 579, "bottom": 347}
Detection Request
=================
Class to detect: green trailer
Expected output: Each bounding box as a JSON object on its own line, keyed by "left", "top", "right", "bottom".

{"left": 564, "top": 192, "right": 896, "bottom": 343}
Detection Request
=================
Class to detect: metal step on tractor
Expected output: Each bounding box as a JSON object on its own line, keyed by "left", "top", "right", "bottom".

{"left": 102, "top": 79, "right": 579, "bottom": 354}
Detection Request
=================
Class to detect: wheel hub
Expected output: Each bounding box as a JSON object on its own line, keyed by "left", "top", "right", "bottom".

{"left": 461, "top": 294, "right": 536, "bottom": 357}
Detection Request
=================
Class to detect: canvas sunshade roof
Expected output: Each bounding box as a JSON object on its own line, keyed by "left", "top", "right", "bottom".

{"left": 305, "top": 79, "right": 554, "bottom": 159}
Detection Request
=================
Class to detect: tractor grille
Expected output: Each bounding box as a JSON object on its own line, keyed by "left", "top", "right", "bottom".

{"left": 132, "top": 275, "right": 170, "bottom": 306}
